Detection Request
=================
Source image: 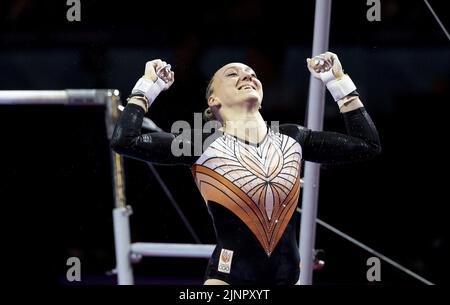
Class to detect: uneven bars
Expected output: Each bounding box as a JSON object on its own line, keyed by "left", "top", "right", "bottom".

{"left": 131, "top": 243, "right": 215, "bottom": 259}
{"left": 0, "top": 89, "right": 115, "bottom": 105}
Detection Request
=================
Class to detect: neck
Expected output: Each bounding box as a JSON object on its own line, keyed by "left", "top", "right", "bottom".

{"left": 219, "top": 104, "right": 267, "bottom": 143}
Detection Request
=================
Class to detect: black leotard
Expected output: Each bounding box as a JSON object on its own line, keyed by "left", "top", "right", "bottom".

{"left": 111, "top": 101, "right": 381, "bottom": 285}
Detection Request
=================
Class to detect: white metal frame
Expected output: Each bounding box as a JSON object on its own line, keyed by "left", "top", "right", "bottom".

{"left": 298, "top": 0, "right": 332, "bottom": 285}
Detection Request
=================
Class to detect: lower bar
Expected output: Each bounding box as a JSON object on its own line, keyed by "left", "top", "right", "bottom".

{"left": 131, "top": 243, "right": 216, "bottom": 259}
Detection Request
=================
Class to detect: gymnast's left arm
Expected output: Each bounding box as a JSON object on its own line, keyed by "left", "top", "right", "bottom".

{"left": 294, "top": 52, "right": 382, "bottom": 164}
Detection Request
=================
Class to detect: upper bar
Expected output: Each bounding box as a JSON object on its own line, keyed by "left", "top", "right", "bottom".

{"left": 0, "top": 89, "right": 113, "bottom": 106}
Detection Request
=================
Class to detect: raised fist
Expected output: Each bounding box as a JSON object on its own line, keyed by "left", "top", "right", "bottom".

{"left": 307, "top": 52, "right": 344, "bottom": 80}
{"left": 143, "top": 59, "right": 175, "bottom": 90}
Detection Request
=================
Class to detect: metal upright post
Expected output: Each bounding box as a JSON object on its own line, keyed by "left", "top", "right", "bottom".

{"left": 298, "top": 0, "right": 332, "bottom": 285}
{"left": 106, "top": 90, "right": 134, "bottom": 285}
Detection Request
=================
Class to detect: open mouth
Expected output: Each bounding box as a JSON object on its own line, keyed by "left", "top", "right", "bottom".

{"left": 238, "top": 84, "right": 256, "bottom": 91}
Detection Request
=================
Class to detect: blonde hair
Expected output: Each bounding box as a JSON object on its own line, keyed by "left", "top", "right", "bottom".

{"left": 203, "top": 76, "right": 217, "bottom": 121}
{"left": 203, "top": 107, "right": 216, "bottom": 121}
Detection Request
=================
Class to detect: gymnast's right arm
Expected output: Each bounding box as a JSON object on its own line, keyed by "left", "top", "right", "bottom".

{"left": 110, "top": 59, "right": 194, "bottom": 166}
{"left": 110, "top": 104, "right": 190, "bottom": 165}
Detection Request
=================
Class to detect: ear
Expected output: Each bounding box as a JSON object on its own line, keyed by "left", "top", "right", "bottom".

{"left": 208, "top": 95, "right": 221, "bottom": 108}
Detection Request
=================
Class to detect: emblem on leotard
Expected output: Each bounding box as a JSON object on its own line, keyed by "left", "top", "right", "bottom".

{"left": 218, "top": 248, "right": 234, "bottom": 274}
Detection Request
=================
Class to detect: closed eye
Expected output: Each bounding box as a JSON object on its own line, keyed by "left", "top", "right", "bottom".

{"left": 227, "top": 72, "right": 238, "bottom": 77}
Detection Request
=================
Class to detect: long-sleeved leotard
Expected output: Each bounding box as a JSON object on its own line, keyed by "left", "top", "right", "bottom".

{"left": 111, "top": 101, "right": 381, "bottom": 285}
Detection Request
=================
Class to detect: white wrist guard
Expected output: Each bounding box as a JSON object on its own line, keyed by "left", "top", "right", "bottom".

{"left": 319, "top": 70, "right": 356, "bottom": 102}
{"left": 132, "top": 77, "right": 166, "bottom": 109}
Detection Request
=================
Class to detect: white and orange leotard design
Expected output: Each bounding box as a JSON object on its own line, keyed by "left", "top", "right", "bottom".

{"left": 192, "top": 129, "right": 301, "bottom": 256}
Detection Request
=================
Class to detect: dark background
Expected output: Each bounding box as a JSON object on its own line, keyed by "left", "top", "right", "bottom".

{"left": 0, "top": 0, "right": 449, "bottom": 285}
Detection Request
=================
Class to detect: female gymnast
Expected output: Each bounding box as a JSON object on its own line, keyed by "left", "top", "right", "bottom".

{"left": 111, "top": 52, "right": 381, "bottom": 285}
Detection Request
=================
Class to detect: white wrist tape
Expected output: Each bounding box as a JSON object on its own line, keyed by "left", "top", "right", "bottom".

{"left": 319, "top": 70, "right": 356, "bottom": 102}
{"left": 132, "top": 77, "right": 166, "bottom": 108}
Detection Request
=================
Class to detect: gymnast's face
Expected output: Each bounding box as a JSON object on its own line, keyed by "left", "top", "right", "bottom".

{"left": 208, "top": 63, "right": 263, "bottom": 110}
